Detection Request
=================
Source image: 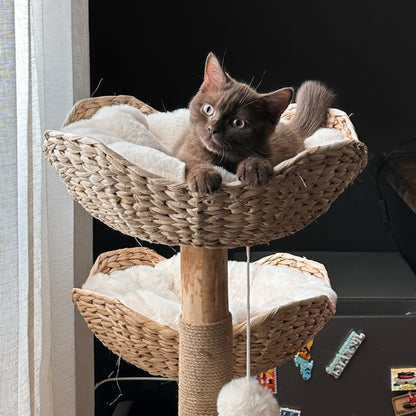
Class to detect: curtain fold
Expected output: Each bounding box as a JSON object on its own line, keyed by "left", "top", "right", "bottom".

{"left": 0, "top": 3, "right": 19, "bottom": 414}
{"left": 0, "top": 1, "right": 91, "bottom": 414}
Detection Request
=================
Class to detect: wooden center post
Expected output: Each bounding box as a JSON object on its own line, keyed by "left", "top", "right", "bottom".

{"left": 179, "top": 246, "right": 233, "bottom": 416}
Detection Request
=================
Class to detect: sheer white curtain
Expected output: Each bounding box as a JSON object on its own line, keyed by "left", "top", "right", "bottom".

{"left": 0, "top": 1, "right": 92, "bottom": 415}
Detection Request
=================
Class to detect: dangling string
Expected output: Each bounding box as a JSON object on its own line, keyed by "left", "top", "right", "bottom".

{"left": 246, "top": 246, "right": 251, "bottom": 381}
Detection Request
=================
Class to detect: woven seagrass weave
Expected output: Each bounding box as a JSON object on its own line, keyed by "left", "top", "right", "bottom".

{"left": 73, "top": 247, "right": 335, "bottom": 379}
{"left": 43, "top": 95, "right": 367, "bottom": 249}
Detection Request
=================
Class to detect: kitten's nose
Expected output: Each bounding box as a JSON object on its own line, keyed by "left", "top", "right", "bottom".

{"left": 208, "top": 125, "right": 218, "bottom": 135}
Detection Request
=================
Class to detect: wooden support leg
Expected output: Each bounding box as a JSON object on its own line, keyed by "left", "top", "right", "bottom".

{"left": 179, "top": 246, "right": 233, "bottom": 416}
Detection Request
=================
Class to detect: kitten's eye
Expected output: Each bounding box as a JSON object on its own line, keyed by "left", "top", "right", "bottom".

{"left": 202, "top": 103, "right": 214, "bottom": 116}
{"left": 232, "top": 118, "right": 245, "bottom": 128}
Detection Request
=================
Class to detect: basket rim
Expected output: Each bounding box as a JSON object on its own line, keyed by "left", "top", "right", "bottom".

{"left": 88, "top": 246, "right": 166, "bottom": 277}
{"left": 72, "top": 287, "right": 176, "bottom": 328}
{"left": 254, "top": 251, "right": 330, "bottom": 284}
{"left": 61, "top": 94, "right": 157, "bottom": 127}
{"left": 73, "top": 286, "right": 335, "bottom": 335}
{"left": 43, "top": 127, "right": 366, "bottom": 192}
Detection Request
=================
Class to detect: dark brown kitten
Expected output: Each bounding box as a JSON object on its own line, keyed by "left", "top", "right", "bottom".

{"left": 174, "top": 53, "right": 335, "bottom": 193}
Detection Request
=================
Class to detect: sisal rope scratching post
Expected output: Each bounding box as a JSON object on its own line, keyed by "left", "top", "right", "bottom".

{"left": 179, "top": 246, "right": 233, "bottom": 416}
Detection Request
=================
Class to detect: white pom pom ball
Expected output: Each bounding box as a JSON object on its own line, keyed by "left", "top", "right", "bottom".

{"left": 217, "top": 377, "right": 280, "bottom": 416}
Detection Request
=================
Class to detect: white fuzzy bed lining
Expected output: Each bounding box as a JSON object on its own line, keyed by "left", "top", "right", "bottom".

{"left": 83, "top": 254, "right": 337, "bottom": 331}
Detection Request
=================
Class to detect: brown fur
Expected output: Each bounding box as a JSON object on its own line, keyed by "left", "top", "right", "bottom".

{"left": 173, "top": 53, "right": 335, "bottom": 193}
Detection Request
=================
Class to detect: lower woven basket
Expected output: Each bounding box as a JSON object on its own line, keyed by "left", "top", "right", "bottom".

{"left": 73, "top": 247, "right": 335, "bottom": 379}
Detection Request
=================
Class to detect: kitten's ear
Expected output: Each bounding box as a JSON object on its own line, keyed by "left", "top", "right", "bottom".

{"left": 263, "top": 87, "right": 294, "bottom": 121}
{"left": 201, "top": 53, "right": 227, "bottom": 92}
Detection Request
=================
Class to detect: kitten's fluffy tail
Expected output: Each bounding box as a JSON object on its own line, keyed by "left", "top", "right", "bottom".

{"left": 289, "top": 80, "right": 335, "bottom": 138}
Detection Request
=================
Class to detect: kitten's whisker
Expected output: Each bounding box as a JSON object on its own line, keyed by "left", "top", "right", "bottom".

{"left": 224, "top": 138, "right": 232, "bottom": 148}
{"left": 238, "top": 92, "right": 250, "bottom": 105}
{"left": 255, "top": 69, "right": 267, "bottom": 90}
{"left": 242, "top": 89, "right": 252, "bottom": 104}
{"left": 218, "top": 144, "right": 231, "bottom": 164}
{"left": 240, "top": 99, "right": 260, "bottom": 109}
{"left": 221, "top": 47, "right": 228, "bottom": 68}
{"left": 218, "top": 148, "right": 226, "bottom": 163}
{"left": 222, "top": 139, "right": 232, "bottom": 151}
{"left": 160, "top": 99, "right": 167, "bottom": 112}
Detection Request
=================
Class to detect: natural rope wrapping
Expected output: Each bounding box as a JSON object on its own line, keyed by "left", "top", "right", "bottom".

{"left": 179, "top": 315, "right": 233, "bottom": 416}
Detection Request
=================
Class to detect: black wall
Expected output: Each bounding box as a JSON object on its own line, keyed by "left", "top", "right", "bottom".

{"left": 89, "top": 1, "right": 416, "bottom": 256}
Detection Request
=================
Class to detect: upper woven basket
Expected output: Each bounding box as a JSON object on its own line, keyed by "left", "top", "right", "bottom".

{"left": 43, "top": 95, "right": 367, "bottom": 248}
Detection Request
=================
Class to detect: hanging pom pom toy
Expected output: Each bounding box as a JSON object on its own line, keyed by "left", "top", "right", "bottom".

{"left": 217, "top": 247, "right": 280, "bottom": 416}
{"left": 217, "top": 377, "right": 280, "bottom": 416}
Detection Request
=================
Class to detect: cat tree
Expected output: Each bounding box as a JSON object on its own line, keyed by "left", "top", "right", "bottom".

{"left": 44, "top": 95, "right": 367, "bottom": 415}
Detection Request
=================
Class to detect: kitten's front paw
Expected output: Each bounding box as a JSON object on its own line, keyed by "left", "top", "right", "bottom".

{"left": 237, "top": 157, "right": 273, "bottom": 187}
{"left": 187, "top": 165, "right": 222, "bottom": 194}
